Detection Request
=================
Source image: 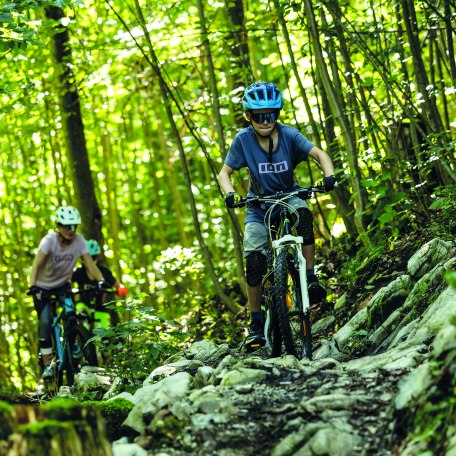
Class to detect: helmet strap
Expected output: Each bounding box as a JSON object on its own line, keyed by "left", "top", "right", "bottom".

{"left": 252, "top": 124, "right": 277, "bottom": 163}
{"left": 59, "top": 233, "right": 73, "bottom": 245}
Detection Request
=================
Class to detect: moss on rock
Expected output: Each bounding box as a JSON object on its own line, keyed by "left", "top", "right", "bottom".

{"left": 41, "top": 397, "right": 82, "bottom": 421}
{"left": 82, "top": 398, "right": 134, "bottom": 441}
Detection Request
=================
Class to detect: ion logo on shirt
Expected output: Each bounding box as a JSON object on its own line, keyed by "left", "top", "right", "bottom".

{"left": 55, "top": 253, "right": 75, "bottom": 262}
{"left": 259, "top": 161, "right": 289, "bottom": 174}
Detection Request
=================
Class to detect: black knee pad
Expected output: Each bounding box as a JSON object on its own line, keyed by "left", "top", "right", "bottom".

{"left": 246, "top": 252, "right": 267, "bottom": 286}
{"left": 292, "top": 207, "right": 315, "bottom": 245}
{"left": 39, "top": 338, "right": 53, "bottom": 349}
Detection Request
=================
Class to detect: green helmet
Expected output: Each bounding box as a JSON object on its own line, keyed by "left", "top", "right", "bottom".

{"left": 87, "top": 239, "right": 101, "bottom": 256}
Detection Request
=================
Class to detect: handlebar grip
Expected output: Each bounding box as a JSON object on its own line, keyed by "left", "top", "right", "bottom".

{"left": 232, "top": 198, "right": 248, "bottom": 208}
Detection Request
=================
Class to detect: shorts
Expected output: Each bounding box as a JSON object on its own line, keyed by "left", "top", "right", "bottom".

{"left": 243, "top": 197, "right": 309, "bottom": 258}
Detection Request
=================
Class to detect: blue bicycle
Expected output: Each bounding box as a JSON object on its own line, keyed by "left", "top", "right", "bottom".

{"left": 29, "top": 288, "right": 98, "bottom": 387}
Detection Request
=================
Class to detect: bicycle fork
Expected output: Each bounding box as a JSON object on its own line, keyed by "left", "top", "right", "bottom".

{"left": 272, "top": 234, "right": 310, "bottom": 313}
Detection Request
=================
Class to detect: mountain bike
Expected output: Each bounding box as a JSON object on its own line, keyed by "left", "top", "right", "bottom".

{"left": 233, "top": 185, "right": 326, "bottom": 359}
{"left": 74, "top": 286, "right": 118, "bottom": 333}
{"left": 28, "top": 287, "right": 100, "bottom": 388}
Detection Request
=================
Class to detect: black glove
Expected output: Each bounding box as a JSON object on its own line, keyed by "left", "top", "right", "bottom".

{"left": 28, "top": 285, "right": 41, "bottom": 296}
{"left": 98, "top": 280, "right": 111, "bottom": 291}
{"left": 225, "top": 192, "right": 242, "bottom": 208}
{"left": 323, "top": 175, "right": 337, "bottom": 192}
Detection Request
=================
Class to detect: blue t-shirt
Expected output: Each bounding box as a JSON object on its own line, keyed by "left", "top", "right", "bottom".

{"left": 225, "top": 123, "right": 314, "bottom": 222}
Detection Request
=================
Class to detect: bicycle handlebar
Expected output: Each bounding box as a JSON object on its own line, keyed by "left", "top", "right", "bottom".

{"left": 231, "top": 184, "right": 326, "bottom": 209}
{"left": 27, "top": 285, "right": 114, "bottom": 298}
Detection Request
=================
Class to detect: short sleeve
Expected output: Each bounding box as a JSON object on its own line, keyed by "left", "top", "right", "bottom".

{"left": 225, "top": 135, "right": 247, "bottom": 170}
{"left": 77, "top": 234, "right": 89, "bottom": 255}
{"left": 38, "top": 235, "right": 53, "bottom": 255}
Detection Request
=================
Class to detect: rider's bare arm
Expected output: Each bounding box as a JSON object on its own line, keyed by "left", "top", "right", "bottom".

{"left": 308, "top": 146, "right": 335, "bottom": 177}
{"left": 30, "top": 251, "right": 47, "bottom": 286}
{"left": 217, "top": 164, "right": 236, "bottom": 194}
{"left": 81, "top": 253, "right": 105, "bottom": 282}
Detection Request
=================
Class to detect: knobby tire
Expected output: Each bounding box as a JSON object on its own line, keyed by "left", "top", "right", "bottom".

{"left": 274, "top": 250, "right": 312, "bottom": 359}
{"left": 64, "top": 324, "right": 98, "bottom": 386}
{"left": 274, "top": 251, "right": 298, "bottom": 357}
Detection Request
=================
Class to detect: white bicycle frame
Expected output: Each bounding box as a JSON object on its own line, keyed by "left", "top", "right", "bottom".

{"left": 263, "top": 215, "right": 311, "bottom": 352}
{"left": 272, "top": 234, "right": 310, "bottom": 313}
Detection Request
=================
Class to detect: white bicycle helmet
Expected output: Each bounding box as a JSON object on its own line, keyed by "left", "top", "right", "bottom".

{"left": 55, "top": 206, "right": 82, "bottom": 225}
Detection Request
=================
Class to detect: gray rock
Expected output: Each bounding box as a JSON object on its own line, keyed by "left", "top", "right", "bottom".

{"left": 144, "top": 359, "right": 203, "bottom": 385}
{"left": 407, "top": 239, "right": 453, "bottom": 279}
{"left": 433, "top": 324, "right": 456, "bottom": 357}
{"left": 123, "top": 371, "right": 193, "bottom": 435}
{"left": 192, "top": 365, "right": 216, "bottom": 389}
{"left": 219, "top": 367, "right": 269, "bottom": 386}
{"left": 74, "top": 366, "right": 113, "bottom": 392}
{"left": 394, "top": 362, "right": 433, "bottom": 410}
{"left": 112, "top": 441, "right": 148, "bottom": 456}
{"left": 312, "top": 315, "right": 336, "bottom": 335}
{"left": 297, "top": 426, "right": 358, "bottom": 456}
{"left": 394, "top": 286, "right": 456, "bottom": 348}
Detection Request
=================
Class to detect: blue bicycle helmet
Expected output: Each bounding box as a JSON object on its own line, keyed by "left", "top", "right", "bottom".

{"left": 87, "top": 239, "right": 101, "bottom": 256}
{"left": 242, "top": 82, "right": 284, "bottom": 111}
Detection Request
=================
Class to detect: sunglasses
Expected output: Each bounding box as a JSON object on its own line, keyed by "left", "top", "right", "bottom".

{"left": 58, "top": 224, "right": 78, "bottom": 231}
{"left": 250, "top": 111, "right": 279, "bottom": 124}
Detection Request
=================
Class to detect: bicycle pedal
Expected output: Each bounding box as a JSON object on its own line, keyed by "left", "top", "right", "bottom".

{"left": 245, "top": 338, "right": 266, "bottom": 353}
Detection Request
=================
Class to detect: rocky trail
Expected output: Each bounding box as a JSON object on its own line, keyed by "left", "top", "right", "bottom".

{"left": 2, "top": 238, "right": 455, "bottom": 456}
{"left": 129, "top": 351, "right": 406, "bottom": 456}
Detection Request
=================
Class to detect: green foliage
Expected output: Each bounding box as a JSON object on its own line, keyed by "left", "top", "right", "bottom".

{"left": 428, "top": 185, "right": 456, "bottom": 237}
{"left": 18, "top": 419, "right": 74, "bottom": 438}
{"left": 41, "top": 397, "right": 80, "bottom": 421}
{"left": 90, "top": 294, "right": 191, "bottom": 387}
{"left": 404, "top": 356, "right": 456, "bottom": 453}
{"left": 82, "top": 398, "right": 134, "bottom": 442}
{"left": 362, "top": 172, "right": 414, "bottom": 239}
{"left": 0, "top": 0, "right": 455, "bottom": 396}
{"left": 149, "top": 410, "right": 187, "bottom": 446}
{"left": 445, "top": 271, "right": 456, "bottom": 291}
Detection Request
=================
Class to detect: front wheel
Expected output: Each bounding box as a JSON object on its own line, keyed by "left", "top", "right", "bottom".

{"left": 65, "top": 324, "right": 98, "bottom": 386}
{"left": 274, "top": 250, "right": 312, "bottom": 359}
{"left": 288, "top": 311, "right": 312, "bottom": 360}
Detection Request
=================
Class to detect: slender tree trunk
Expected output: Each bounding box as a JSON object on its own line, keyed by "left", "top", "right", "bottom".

{"left": 400, "top": 0, "right": 454, "bottom": 185}
{"left": 196, "top": 0, "right": 246, "bottom": 297}
{"left": 115, "top": 0, "right": 238, "bottom": 313}
{"left": 223, "top": 0, "right": 253, "bottom": 128}
{"left": 302, "top": 0, "right": 370, "bottom": 246}
{"left": 45, "top": 6, "right": 103, "bottom": 242}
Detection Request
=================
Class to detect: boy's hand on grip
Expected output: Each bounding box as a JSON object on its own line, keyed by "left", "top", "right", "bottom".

{"left": 225, "top": 192, "right": 242, "bottom": 208}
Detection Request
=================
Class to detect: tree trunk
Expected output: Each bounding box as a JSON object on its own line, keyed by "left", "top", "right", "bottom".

{"left": 303, "top": 0, "right": 370, "bottom": 246}
{"left": 45, "top": 6, "right": 103, "bottom": 242}
{"left": 196, "top": 0, "right": 246, "bottom": 297}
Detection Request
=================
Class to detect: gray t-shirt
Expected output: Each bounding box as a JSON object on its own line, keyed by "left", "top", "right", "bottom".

{"left": 36, "top": 232, "right": 88, "bottom": 289}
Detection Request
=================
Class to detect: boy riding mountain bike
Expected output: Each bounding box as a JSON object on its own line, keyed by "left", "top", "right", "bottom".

{"left": 217, "top": 82, "right": 337, "bottom": 349}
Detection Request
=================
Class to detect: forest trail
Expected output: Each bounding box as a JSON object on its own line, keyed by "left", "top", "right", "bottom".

{"left": 2, "top": 237, "right": 455, "bottom": 456}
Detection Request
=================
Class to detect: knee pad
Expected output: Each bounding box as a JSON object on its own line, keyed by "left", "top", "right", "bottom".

{"left": 39, "top": 338, "right": 53, "bottom": 349}
{"left": 293, "top": 208, "right": 315, "bottom": 245}
{"left": 245, "top": 252, "right": 267, "bottom": 286}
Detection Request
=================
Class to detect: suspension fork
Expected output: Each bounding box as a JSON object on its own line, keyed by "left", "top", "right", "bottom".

{"left": 272, "top": 235, "right": 309, "bottom": 313}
